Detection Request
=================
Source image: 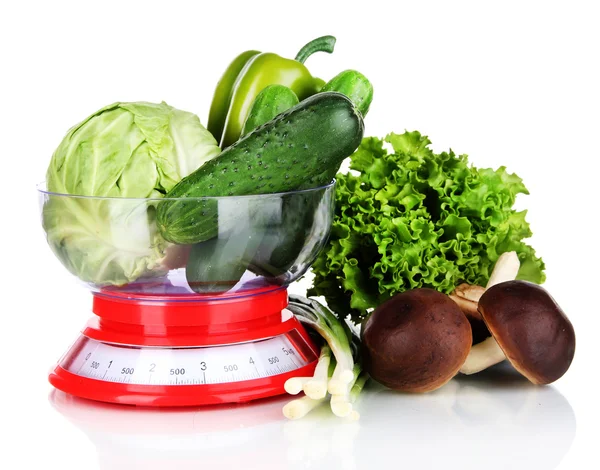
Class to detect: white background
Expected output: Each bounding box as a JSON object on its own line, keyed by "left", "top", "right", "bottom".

{"left": 1, "top": 1, "right": 599, "bottom": 468}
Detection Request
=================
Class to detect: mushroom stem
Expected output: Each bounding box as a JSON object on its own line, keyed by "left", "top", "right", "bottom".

{"left": 459, "top": 251, "right": 520, "bottom": 375}
{"left": 459, "top": 336, "right": 507, "bottom": 374}
{"left": 486, "top": 252, "right": 520, "bottom": 289}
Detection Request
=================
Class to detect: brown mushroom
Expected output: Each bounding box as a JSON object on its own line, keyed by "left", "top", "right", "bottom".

{"left": 361, "top": 288, "right": 472, "bottom": 393}
{"left": 451, "top": 252, "right": 521, "bottom": 347}
{"left": 461, "top": 280, "right": 575, "bottom": 384}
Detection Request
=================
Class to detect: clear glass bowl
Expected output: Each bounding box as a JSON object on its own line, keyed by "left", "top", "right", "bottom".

{"left": 38, "top": 182, "right": 335, "bottom": 300}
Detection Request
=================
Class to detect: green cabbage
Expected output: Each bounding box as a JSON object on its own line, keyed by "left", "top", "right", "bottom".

{"left": 309, "top": 131, "right": 545, "bottom": 322}
{"left": 43, "top": 101, "right": 220, "bottom": 285}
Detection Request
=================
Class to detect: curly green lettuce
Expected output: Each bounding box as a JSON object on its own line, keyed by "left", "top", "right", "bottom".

{"left": 309, "top": 131, "right": 545, "bottom": 322}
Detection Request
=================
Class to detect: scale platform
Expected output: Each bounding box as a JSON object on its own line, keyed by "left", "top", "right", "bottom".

{"left": 49, "top": 288, "right": 319, "bottom": 406}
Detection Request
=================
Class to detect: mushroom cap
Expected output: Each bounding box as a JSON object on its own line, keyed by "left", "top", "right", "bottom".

{"left": 479, "top": 280, "right": 575, "bottom": 385}
{"left": 361, "top": 288, "right": 472, "bottom": 393}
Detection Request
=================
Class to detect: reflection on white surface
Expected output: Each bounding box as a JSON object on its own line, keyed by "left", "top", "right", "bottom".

{"left": 49, "top": 363, "right": 576, "bottom": 470}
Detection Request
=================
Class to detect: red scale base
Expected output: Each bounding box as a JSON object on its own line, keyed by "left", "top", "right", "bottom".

{"left": 49, "top": 288, "right": 318, "bottom": 407}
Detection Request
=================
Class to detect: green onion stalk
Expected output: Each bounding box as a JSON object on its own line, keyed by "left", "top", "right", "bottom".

{"left": 283, "top": 295, "right": 369, "bottom": 420}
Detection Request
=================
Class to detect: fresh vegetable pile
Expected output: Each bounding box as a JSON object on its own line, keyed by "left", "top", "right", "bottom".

{"left": 43, "top": 35, "right": 372, "bottom": 287}
{"left": 41, "top": 34, "right": 576, "bottom": 422}
{"left": 289, "top": 130, "right": 574, "bottom": 420}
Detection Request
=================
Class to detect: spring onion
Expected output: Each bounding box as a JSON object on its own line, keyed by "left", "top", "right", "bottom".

{"left": 283, "top": 295, "right": 369, "bottom": 420}
{"left": 304, "top": 345, "right": 332, "bottom": 399}
{"left": 283, "top": 395, "right": 328, "bottom": 420}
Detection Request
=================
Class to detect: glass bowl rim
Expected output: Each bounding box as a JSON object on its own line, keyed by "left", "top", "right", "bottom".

{"left": 36, "top": 179, "right": 335, "bottom": 202}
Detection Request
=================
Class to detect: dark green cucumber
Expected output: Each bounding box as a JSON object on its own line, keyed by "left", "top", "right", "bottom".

{"left": 157, "top": 92, "right": 364, "bottom": 245}
{"left": 248, "top": 183, "right": 334, "bottom": 283}
{"left": 321, "top": 70, "right": 373, "bottom": 117}
{"left": 185, "top": 230, "right": 264, "bottom": 294}
{"left": 249, "top": 192, "right": 324, "bottom": 280}
{"left": 296, "top": 166, "right": 338, "bottom": 190}
{"left": 241, "top": 85, "right": 299, "bottom": 136}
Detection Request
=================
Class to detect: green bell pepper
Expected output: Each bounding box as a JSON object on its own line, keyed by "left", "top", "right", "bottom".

{"left": 208, "top": 36, "right": 336, "bottom": 148}
{"left": 207, "top": 49, "right": 260, "bottom": 144}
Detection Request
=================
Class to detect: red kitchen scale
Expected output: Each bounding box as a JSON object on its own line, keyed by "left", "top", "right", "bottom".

{"left": 49, "top": 287, "right": 319, "bottom": 407}
{"left": 41, "top": 181, "right": 335, "bottom": 407}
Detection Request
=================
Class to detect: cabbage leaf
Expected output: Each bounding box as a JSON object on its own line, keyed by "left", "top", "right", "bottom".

{"left": 43, "top": 102, "right": 220, "bottom": 285}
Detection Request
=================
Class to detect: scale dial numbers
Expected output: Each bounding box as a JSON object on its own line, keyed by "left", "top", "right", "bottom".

{"left": 61, "top": 334, "right": 309, "bottom": 386}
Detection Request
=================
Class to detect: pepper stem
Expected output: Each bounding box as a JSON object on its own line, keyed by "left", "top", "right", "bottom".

{"left": 295, "top": 35, "right": 336, "bottom": 64}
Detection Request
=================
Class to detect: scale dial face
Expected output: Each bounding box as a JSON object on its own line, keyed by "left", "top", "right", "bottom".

{"left": 60, "top": 330, "right": 315, "bottom": 386}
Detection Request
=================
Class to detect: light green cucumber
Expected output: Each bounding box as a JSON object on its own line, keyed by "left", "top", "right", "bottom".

{"left": 321, "top": 70, "right": 373, "bottom": 117}
{"left": 241, "top": 85, "right": 299, "bottom": 136}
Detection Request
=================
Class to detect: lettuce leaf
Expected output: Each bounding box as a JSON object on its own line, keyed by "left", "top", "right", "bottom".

{"left": 309, "top": 131, "right": 545, "bottom": 322}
